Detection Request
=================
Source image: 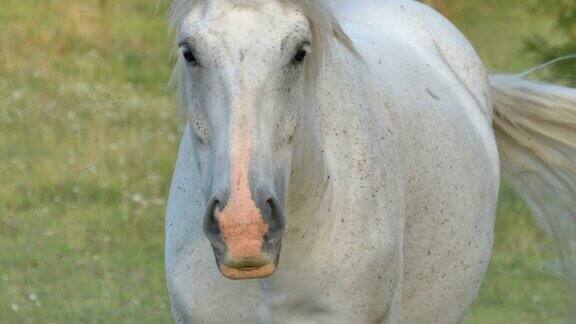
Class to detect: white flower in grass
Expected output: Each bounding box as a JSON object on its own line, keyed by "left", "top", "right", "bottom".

{"left": 9, "top": 302, "right": 19, "bottom": 312}
{"left": 28, "top": 293, "right": 37, "bottom": 301}
{"left": 131, "top": 193, "right": 144, "bottom": 204}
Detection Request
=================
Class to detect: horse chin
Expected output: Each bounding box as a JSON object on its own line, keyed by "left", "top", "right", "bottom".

{"left": 209, "top": 234, "right": 284, "bottom": 279}
{"left": 218, "top": 262, "right": 278, "bottom": 280}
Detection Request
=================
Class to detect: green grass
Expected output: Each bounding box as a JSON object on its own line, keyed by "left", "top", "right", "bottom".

{"left": 1, "top": 0, "right": 175, "bottom": 322}
{"left": 0, "top": 0, "right": 570, "bottom": 322}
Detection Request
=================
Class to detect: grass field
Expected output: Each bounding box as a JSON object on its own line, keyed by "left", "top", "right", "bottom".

{"left": 0, "top": 0, "right": 570, "bottom": 322}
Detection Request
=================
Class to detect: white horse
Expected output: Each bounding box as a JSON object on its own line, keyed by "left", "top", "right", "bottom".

{"left": 164, "top": 0, "right": 576, "bottom": 322}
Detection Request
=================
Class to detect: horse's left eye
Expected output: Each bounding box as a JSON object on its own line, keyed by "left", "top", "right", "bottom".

{"left": 293, "top": 47, "right": 308, "bottom": 63}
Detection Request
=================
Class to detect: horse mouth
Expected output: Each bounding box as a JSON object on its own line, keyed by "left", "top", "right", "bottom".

{"left": 219, "top": 256, "right": 277, "bottom": 279}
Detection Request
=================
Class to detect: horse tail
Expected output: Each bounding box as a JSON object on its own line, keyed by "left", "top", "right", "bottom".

{"left": 490, "top": 74, "right": 576, "bottom": 318}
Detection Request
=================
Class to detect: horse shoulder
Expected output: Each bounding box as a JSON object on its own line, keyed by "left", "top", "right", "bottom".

{"left": 409, "top": 0, "right": 492, "bottom": 120}
{"left": 335, "top": 0, "right": 491, "bottom": 120}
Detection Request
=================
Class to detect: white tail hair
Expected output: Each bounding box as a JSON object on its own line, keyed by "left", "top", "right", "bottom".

{"left": 491, "top": 74, "right": 576, "bottom": 318}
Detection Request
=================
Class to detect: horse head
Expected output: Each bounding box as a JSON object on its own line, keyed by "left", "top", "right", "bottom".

{"left": 174, "top": 0, "right": 327, "bottom": 279}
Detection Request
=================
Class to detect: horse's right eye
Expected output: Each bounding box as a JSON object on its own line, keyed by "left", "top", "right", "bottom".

{"left": 182, "top": 48, "right": 197, "bottom": 64}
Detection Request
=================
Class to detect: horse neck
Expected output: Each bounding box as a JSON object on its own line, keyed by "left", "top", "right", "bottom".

{"left": 283, "top": 42, "right": 390, "bottom": 257}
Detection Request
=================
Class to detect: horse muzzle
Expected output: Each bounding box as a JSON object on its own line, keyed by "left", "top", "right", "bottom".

{"left": 204, "top": 188, "right": 285, "bottom": 280}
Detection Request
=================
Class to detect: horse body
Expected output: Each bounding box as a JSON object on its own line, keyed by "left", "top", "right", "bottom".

{"left": 340, "top": 2, "right": 501, "bottom": 322}
{"left": 166, "top": 0, "right": 576, "bottom": 322}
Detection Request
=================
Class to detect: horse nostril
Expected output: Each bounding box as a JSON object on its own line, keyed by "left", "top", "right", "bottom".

{"left": 264, "top": 198, "right": 284, "bottom": 238}
{"left": 204, "top": 199, "right": 221, "bottom": 237}
{"left": 262, "top": 199, "right": 273, "bottom": 223}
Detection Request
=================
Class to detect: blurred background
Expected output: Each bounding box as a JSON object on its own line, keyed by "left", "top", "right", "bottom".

{"left": 1, "top": 0, "right": 574, "bottom": 322}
